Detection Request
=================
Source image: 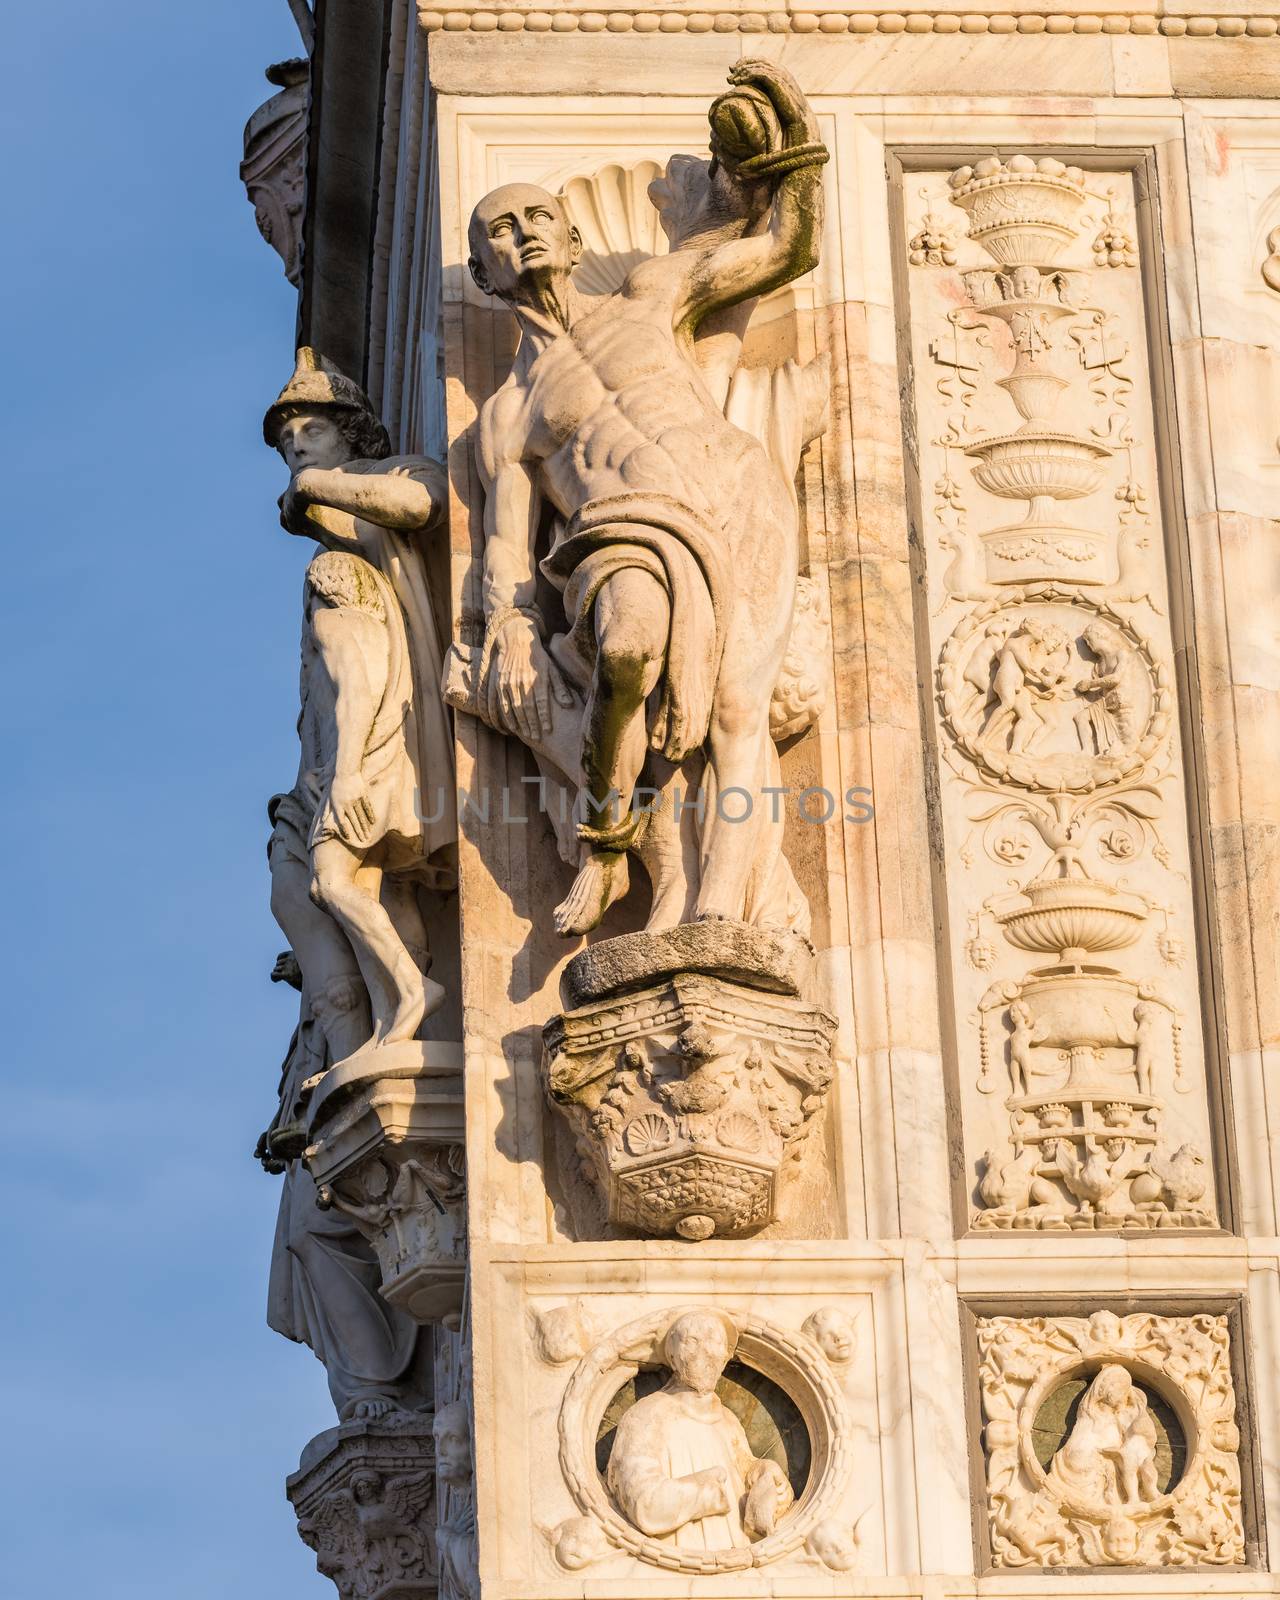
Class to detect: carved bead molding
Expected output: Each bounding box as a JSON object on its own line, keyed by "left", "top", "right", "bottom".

{"left": 898, "top": 154, "right": 1220, "bottom": 1233}
{"left": 556, "top": 1305, "right": 852, "bottom": 1573}
{"left": 303, "top": 1042, "right": 468, "bottom": 1324}
{"left": 977, "top": 1312, "right": 1245, "bottom": 1568}
{"left": 288, "top": 1417, "right": 438, "bottom": 1600}
{"left": 417, "top": 6, "right": 1280, "bottom": 36}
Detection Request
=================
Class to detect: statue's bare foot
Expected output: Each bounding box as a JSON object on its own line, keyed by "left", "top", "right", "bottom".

{"left": 422, "top": 975, "right": 447, "bottom": 1020}
{"left": 373, "top": 962, "right": 427, "bottom": 1046}
{"left": 347, "top": 1396, "right": 397, "bottom": 1422}
{"left": 554, "top": 851, "right": 630, "bottom": 937}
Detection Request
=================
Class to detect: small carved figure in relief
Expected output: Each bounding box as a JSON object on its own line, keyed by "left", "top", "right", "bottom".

{"left": 1130, "top": 1000, "right": 1161, "bottom": 1095}
{"left": 464, "top": 60, "right": 828, "bottom": 937}
{"left": 1261, "top": 225, "right": 1280, "bottom": 293}
{"left": 1046, "top": 1366, "right": 1160, "bottom": 1509}
{"left": 264, "top": 350, "right": 455, "bottom": 1058}
{"left": 978, "top": 1145, "right": 1060, "bottom": 1218}
{"left": 985, "top": 621, "right": 1074, "bottom": 754}
{"left": 296, "top": 1465, "right": 436, "bottom": 1590}
{"left": 804, "top": 1517, "right": 860, "bottom": 1570}
{"left": 1072, "top": 622, "right": 1139, "bottom": 755}
{"left": 1007, "top": 999, "right": 1046, "bottom": 1095}
{"left": 802, "top": 1306, "right": 856, "bottom": 1366}
{"left": 552, "top": 1515, "right": 609, "bottom": 1570}
{"left": 435, "top": 1400, "right": 480, "bottom": 1600}
{"left": 605, "top": 1310, "right": 794, "bottom": 1551}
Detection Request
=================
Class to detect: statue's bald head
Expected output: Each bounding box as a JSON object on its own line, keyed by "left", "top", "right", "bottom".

{"left": 467, "top": 183, "right": 581, "bottom": 302}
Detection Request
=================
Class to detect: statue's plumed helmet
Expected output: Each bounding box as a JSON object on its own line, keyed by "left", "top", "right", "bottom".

{"left": 263, "top": 346, "right": 392, "bottom": 457}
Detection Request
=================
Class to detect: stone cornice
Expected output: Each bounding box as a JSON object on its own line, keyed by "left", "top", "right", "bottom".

{"left": 417, "top": 2, "right": 1280, "bottom": 36}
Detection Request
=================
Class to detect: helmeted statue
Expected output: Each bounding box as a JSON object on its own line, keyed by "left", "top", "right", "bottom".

{"left": 264, "top": 348, "right": 455, "bottom": 1056}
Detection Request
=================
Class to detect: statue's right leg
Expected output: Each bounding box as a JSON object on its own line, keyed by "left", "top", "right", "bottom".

{"left": 553, "top": 568, "right": 670, "bottom": 937}
{"left": 269, "top": 840, "right": 372, "bottom": 1062}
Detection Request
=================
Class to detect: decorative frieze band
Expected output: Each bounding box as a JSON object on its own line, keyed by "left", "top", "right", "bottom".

{"left": 417, "top": 5, "right": 1280, "bottom": 37}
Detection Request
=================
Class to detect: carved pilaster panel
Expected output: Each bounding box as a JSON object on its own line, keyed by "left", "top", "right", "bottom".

{"left": 894, "top": 153, "right": 1222, "bottom": 1233}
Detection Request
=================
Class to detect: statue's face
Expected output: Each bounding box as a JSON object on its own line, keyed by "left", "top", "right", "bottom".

{"left": 804, "top": 1308, "right": 855, "bottom": 1364}
{"left": 434, "top": 1404, "right": 473, "bottom": 1484}
{"left": 277, "top": 412, "right": 352, "bottom": 474}
{"left": 1093, "top": 1366, "right": 1131, "bottom": 1408}
{"left": 468, "top": 185, "right": 579, "bottom": 300}
{"left": 665, "top": 1314, "right": 730, "bottom": 1394}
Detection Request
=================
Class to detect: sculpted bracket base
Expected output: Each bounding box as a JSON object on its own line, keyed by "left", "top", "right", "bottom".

{"left": 544, "top": 930, "right": 836, "bottom": 1240}
{"left": 305, "top": 1043, "right": 468, "bottom": 1324}
{"left": 288, "top": 1417, "right": 438, "bottom": 1600}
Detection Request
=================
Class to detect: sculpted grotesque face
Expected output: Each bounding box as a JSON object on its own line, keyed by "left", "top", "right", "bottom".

{"left": 434, "top": 1400, "right": 473, "bottom": 1486}
{"left": 276, "top": 410, "right": 354, "bottom": 474}
{"left": 663, "top": 1311, "right": 732, "bottom": 1395}
{"left": 467, "top": 184, "right": 581, "bottom": 301}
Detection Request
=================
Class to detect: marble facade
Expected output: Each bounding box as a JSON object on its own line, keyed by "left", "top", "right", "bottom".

{"left": 243, "top": 2, "right": 1280, "bottom": 1596}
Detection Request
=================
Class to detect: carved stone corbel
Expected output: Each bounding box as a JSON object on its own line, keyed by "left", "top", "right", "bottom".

{"left": 288, "top": 1416, "right": 438, "bottom": 1600}
{"left": 240, "top": 59, "right": 308, "bottom": 286}
{"left": 543, "top": 924, "right": 835, "bottom": 1240}
{"left": 304, "top": 1041, "right": 467, "bottom": 1324}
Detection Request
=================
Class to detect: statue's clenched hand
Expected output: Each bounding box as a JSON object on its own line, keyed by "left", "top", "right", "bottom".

{"left": 727, "top": 59, "right": 813, "bottom": 137}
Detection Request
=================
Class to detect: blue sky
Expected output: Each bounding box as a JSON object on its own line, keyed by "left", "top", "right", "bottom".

{"left": 3, "top": 4, "right": 343, "bottom": 1593}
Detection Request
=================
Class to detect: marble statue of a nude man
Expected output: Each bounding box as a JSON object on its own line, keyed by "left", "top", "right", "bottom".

{"left": 467, "top": 60, "right": 827, "bottom": 936}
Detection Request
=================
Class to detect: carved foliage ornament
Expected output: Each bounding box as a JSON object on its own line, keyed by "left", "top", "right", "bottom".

{"left": 556, "top": 1306, "right": 851, "bottom": 1574}
{"left": 977, "top": 1311, "right": 1244, "bottom": 1568}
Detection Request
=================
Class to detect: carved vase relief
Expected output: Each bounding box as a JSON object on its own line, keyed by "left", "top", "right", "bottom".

{"left": 977, "top": 1312, "right": 1244, "bottom": 1567}
{"left": 901, "top": 156, "right": 1218, "bottom": 1230}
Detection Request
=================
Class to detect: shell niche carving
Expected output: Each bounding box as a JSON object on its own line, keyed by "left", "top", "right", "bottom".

{"left": 559, "top": 161, "right": 666, "bottom": 296}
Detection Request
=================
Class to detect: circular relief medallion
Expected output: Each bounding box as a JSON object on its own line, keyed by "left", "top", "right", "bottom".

{"left": 557, "top": 1305, "right": 850, "bottom": 1572}
{"left": 937, "top": 585, "right": 1172, "bottom": 793}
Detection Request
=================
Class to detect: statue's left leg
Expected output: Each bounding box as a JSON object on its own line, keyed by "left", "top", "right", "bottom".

{"left": 693, "top": 690, "right": 776, "bottom": 923}
{"left": 310, "top": 838, "right": 426, "bottom": 1047}
{"left": 381, "top": 873, "right": 446, "bottom": 1020}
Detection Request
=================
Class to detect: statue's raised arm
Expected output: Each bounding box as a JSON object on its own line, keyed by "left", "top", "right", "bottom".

{"left": 676, "top": 59, "right": 827, "bottom": 334}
